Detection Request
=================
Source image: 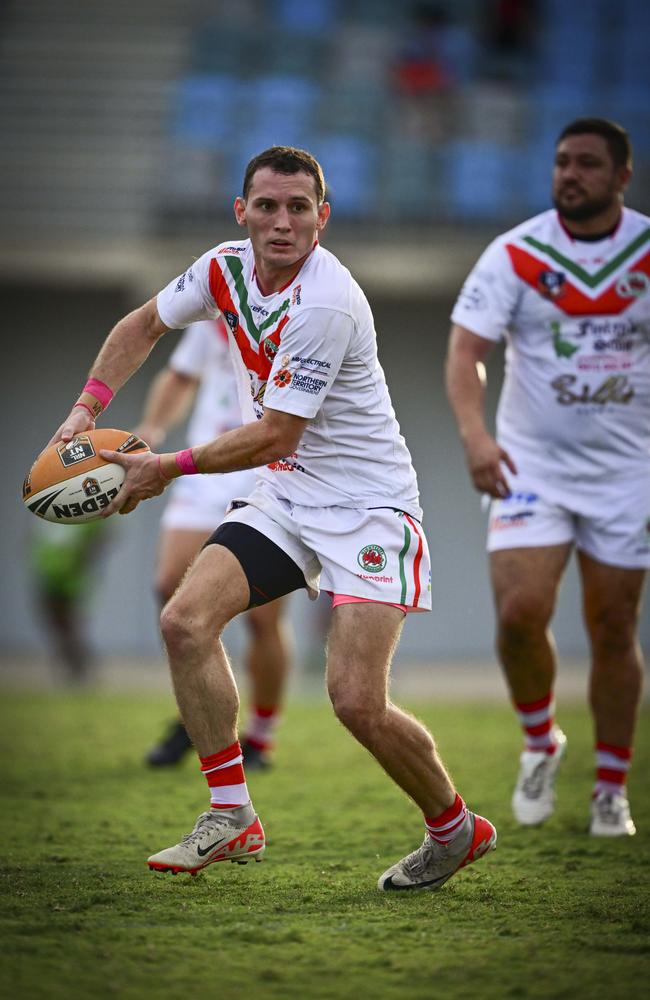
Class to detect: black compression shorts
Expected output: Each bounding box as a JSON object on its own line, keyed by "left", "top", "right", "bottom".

{"left": 205, "top": 521, "right": 307, "bottom": 609}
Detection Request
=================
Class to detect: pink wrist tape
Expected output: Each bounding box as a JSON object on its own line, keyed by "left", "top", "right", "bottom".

{"left": 175, "top": 448, "right": 200, "bottom": 475}
{"left": 83, "top": 378, "right": 114, "bottom": 411}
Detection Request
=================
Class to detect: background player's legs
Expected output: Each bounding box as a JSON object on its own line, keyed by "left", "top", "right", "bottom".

{"left": 578, "top": 552, "right": 645, "bottom": 834}
{"left": 326, "top": 602, "right": 455, "bottom": 814}
{"left": 490, "top": 544, "right": 572, "bottom": 704}
{"left": 242, "top": 598, "right": 290, "bottom": 768}
{"left": 490, "top": 544, "right": 572, "bottom": 825}
{"left": 578, "top": 553, "right": 645, "bottom": 746}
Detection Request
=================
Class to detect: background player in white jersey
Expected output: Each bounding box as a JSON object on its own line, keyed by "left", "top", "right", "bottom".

{"left": 446, "top": 119, "right": 649, "bottom": 837}
{"left": 47, "top": 146, "right": 496, "bottom": 890}
{"left": 138, "top": 319, "right": 290, "bottom": 770}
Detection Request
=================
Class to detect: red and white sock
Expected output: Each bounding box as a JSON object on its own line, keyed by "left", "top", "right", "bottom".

{"left": 243, "top": 705, "right": 280, "bottom": 752}
{"left": 514, "top": 693, "right": 558, "bottom": 754}
{"left": 199, "top": 741, "right": 250, "bottom": 809}
{"left": 425, "top": 794, "right": 469, "bottom": 845}
{"left": 594, "top": 741, "right": 632, "bottom": 797}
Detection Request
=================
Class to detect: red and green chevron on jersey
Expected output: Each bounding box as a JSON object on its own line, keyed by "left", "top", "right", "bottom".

{"left": 506, "top": 229, "right": 650, "bottom": 316}
{"left": 209, "top": 255, "right": 291, "bottom": 380}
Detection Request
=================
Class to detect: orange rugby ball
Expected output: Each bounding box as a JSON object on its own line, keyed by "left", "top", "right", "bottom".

{"left": 22, "top": 428, "right": 150, "bottom": 524}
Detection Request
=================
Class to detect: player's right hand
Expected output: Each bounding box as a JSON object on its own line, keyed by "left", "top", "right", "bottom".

{"left": 46, "top": 405, "right": 96, "bottom": 449}
{"left": 464, "top": 431, "right": 517, "bottom": 498}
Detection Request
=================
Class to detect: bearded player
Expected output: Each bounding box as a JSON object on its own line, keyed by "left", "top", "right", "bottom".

{"left": 447, "top": 119, "right": 649, "bottom": 836}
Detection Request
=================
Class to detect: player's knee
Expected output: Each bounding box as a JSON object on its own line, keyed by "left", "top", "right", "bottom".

{"left": 328, "top": 678, "right": 383, "bottom": 737}
{"left": 159, "top": 597, "right": 207, "bottom": 658}
{"left": 497, "top": 592, "right": 552, "bottom": 636}
{"left": 587, "top": 604, "right": 638, "bottom": 654}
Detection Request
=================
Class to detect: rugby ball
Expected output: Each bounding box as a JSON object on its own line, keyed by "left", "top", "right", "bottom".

{"left": 22, "top": 429, "right": 150, "bottom": 524}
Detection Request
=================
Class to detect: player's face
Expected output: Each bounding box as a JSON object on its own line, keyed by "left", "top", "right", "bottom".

{"left": 552, "top": 134, "right": 630, "bottom": 222}
{"left": 234, "top": 168, "right": 330, "bottom": 282}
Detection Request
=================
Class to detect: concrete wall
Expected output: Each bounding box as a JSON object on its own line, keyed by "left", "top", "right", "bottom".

{"left": 2, "top": 282, "right": 647, "bottom": 667}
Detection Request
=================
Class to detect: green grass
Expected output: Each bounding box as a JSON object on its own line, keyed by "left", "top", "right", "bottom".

{"left": 0, "top": 691, "right": 648, "bottom": 1000}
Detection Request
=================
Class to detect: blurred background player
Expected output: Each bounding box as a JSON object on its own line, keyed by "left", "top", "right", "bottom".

{"left": 446, "top": 118, "right": 649, "bottom": 837}
{"left": 29, "top": 518, "right": 109, "bottom": 684}
{"left": 138, "top": 317, "right": 290, "bottom": 769}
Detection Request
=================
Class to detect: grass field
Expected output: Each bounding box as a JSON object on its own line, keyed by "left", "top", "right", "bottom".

{"left": 0, "top": 690, "right": 648, "bottom": 1000}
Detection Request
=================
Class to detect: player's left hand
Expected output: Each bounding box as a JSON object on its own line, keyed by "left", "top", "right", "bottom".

{"left": 98, "top": 449, "right": 169, "bottom": 517}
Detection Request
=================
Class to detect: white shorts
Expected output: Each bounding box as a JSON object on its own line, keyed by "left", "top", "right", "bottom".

{"left": 487, "top": 471, "right": 650, "bottom": 569}
{"left": 222, "top": 485, "right": 432, "bottom": 612}
{"left": 160, "top": 469, "right": 258, "bottom": 533}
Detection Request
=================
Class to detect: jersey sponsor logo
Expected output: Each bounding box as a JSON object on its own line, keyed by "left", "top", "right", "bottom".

{"left": 458, "top": 282, "right": 488, "bottom": 310}
{"left": 356, "top": 572, "right": 394, "bottom": 583}
{"left": 551, "top": 320, "right": 580, "bottom": 359}
{"left": 217, "top": 245, "right": 246, "bottom": 255}
{"left": 223, "top": 309, "right": 239, "bottom": 333}
{"left": 357, "top": 544, "right": 387, "bottom": 573}
{"left": 550, "top": 374, "right": 635, "bottom": 406}
{"left": 490, "top": 511, "right": 535, "bottom": 531}
{"left": 292, "top": 284, "right": 301, "bottom": 305}
{"left": 175, "top": 267, "right": 193, "bottom": 293}
{"left": 273, "top": 369, "right": 292, "bottom": 388}
{"left": 537, "top": 270, "right": 566, "bottom": 300}
{"left": 291, "top": 355, "right": 331, "bottom": 370}
{"left": 267, "top": 453, "right": 306, "bottom": 473}
{"left": 291, "top": 373, "right": 326, "bottom": 395}
{"left": 251, "top": 304, "right": 270, "bottom": 316}
{"left": 57, "top": 436, "right": 96, "bottom": 467}
{"left": 615, "top": 271, "right": 650, "bottom": 298}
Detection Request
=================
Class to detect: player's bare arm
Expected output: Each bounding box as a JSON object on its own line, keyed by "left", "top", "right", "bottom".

{"left": 446, "top": 323, "right": 517, "bottom": 498}
{"left": 136, "top": 368, "right": 200, "bottom": 449}
{"left": 48, "top": 298, "right": 170, "bottom": 446}
{"left": 99, "top": 407, "right": 309, "bottom": 517}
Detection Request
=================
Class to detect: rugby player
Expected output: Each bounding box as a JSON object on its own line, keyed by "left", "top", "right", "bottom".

{"left": 447, "top": 119, "right": 649, "bottom": 836}
{"left": 49, "top": 146, "right": 496, "bottom": 888}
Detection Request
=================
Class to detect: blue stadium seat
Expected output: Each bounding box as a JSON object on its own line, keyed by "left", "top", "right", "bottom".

{"left": 243, "top": 76, "right": 321, "bottom": 133}
{"left": 442, "top": 141, "right": 523, "bottom": 222}
{"left": 172, "top": 75, "right": 243, "bottom": 148}
{"left": 270, "top": 0, "right": 339, "bottom": 33}
{"left": 319, "top": 82, "right": 387, "bottom": 140}
{"left": 311, "top": 135, "right": 378, "bottom": 216}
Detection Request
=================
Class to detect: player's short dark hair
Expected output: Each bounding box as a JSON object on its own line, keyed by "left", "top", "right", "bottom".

{"left": 242, "top": 146, "right": 326, "bottom": 204}
{"left": 557, "top": 118, "right": 632, "bottom": 169}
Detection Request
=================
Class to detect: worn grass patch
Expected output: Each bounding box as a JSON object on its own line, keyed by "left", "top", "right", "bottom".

{"left": 0, "top": 691, "right": 647, "bottom": 999}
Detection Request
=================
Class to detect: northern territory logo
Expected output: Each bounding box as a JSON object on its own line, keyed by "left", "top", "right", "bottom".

{"left": 357, "top": 544, "right": 387, "bottom": 573}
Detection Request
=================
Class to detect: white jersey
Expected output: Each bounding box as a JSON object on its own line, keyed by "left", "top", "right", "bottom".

{"left": 157, "top": 239, "right": 421, "bottom": 517}
{"left": 168, "top": 319, "right": 243, "bottom": 445}
{"left": 451, "top": 207, "right": 650, "bottom": 485}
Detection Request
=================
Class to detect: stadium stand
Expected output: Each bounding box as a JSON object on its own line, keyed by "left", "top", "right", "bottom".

{"left": 0, "top": 0, "right": 648, "bottom": 241}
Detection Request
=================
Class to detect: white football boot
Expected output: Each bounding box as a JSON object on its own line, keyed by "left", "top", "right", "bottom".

{"left": 378, "top": 812, "right": 497, "bottom": 892}
{"left": 590, "top": 791, "right": 636, "bottom": 837}
{"left": 148, "top": 803, "right": 265, "bottom": 875}
{"left": 512, "top": 728, "right": 567, "bottom": 826}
